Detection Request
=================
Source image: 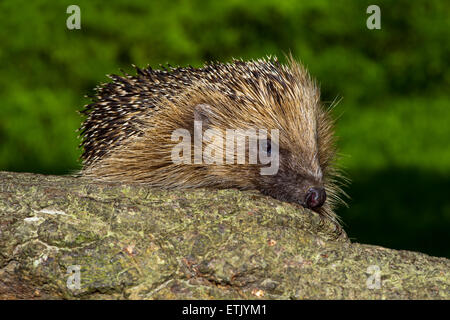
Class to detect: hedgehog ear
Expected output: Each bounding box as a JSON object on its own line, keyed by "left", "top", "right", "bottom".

{"left": 194, "top": 103, "right": 215, "bottom": 130}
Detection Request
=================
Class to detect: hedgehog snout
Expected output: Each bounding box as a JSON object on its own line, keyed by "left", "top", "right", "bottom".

{"left": 304, "top": 187, "right": 326, "bottom": 209}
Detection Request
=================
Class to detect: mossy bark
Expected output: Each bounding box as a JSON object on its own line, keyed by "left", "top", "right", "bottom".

{"left": 0, "top": 171, "right": 448, "bottom": 299}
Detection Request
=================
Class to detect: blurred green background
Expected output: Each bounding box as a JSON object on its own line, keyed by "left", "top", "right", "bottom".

{"left": 1, "top": 0, "right": 449, "bottom": 257}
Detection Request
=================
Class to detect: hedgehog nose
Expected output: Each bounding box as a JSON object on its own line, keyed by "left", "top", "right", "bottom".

{"left": 305, "top": 187, "right": 326, "bottom": 209}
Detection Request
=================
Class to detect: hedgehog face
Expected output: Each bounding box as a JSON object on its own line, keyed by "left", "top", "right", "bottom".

{"left": 191, "top": 101, "right": 329, "bottom": 211}
{"left": 255, "top": 145, "right": 327, "bottom": 211}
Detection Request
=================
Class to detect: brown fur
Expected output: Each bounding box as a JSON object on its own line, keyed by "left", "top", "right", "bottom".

{"left": 79, "top": 56, "right": 347, "bottom": 226}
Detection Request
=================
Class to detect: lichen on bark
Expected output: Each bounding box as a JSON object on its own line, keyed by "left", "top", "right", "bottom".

{"left": 0, "top": 171, "right": 448, "bottom": 299}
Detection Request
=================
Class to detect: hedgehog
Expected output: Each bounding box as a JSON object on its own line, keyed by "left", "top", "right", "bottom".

{"left": 79, "top": 55, "right": 347, "bottom": 229}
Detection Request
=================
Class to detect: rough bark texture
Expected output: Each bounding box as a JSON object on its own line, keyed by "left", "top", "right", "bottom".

{"left": 0, "top": 171, "right": 448, "bottom": 299}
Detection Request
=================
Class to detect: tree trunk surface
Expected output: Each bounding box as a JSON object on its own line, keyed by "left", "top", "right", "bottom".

{"left": 0, "top": 171, "right": 448, "bottom": 299}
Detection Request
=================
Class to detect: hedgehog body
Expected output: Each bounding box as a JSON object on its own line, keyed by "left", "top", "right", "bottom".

{"left": 80, "top": 56, "right": 345, "bottom": 225}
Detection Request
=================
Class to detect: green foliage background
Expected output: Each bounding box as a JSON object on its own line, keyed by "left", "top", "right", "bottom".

{"left": 1, "top": 0, "right": 449, "bottom": 257}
